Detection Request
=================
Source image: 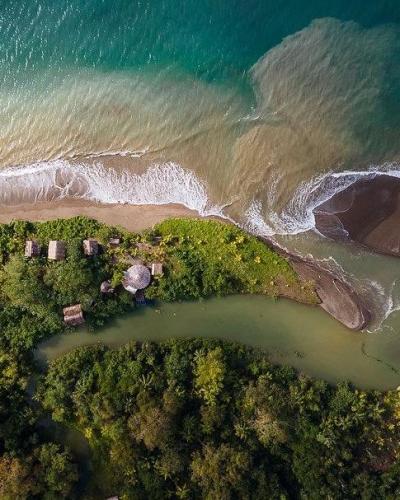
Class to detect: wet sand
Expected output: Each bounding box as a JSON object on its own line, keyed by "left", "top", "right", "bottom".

{"left": 0, "top": 199, "right": 204, "bottom": 232}
{"left": 314, "top": 175, "right": 400, "bottom": 257}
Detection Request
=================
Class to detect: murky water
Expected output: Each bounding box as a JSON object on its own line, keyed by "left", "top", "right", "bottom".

{"left": 37, "top": 296, "right": 400, "bottom": 390}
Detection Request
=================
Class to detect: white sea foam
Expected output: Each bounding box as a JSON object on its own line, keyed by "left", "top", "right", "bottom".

{"left": 0, "top": 160, "right": 224, "bottom": 217}
{"left": 245, "top": 163, "right": 400, "bottom": 237}
{"left": 83, "top": 148, "right": 149, "bottom": 159}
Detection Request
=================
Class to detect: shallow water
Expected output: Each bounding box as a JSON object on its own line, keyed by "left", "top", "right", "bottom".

{"left": 37, "top": 296, "right": 400, "bottom": 390}
{"left": 3, "top": 1, "right": 400, "bottom": 369}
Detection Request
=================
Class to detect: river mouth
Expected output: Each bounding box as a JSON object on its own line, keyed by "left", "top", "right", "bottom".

{"left": 36, "top": 295, "right": 400, "bottom": 390}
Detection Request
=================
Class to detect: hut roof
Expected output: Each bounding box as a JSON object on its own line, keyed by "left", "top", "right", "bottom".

{"left": 136, "top": 242, "right": 153, "bottom": 252}
{"left": 63, "top": 304, "right": 84, "bottom": 326}
{"left": 109, "top": 238, "right": 121, "bottom": 247}
{"left": 123, "top": 264, "right": 151, "bottom": 293}
{"left": 100, "top": 280, "right": 114, "bottom": 294}
{"left": 25, "top": 240, "right": 40, "bottom": 258}
{"left": 48, "top": 240, "right": 66, "bottom": 261}
{"left": 83, "top": 239, "right": 99, "bottom": 256}
{"left": 151, "top": 262, "right": 163, "bottom": 276}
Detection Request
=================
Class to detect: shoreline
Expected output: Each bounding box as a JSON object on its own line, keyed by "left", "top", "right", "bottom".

{"left": 0, "top": 199, "right": 207, "bottom": 232}
{"left": 0, "top": 199, "right": 370, "bottom": 330}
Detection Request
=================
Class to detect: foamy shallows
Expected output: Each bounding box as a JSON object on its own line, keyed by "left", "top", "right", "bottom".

{"left": 0, "top": 160, "right": 224, "bottom": 217}
{"left": 245, "top": 163, "right": 400, "bottom": 237}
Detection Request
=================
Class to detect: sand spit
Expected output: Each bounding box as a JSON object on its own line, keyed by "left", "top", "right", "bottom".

{"left": 0, "top": 199, "right": 369, "bottom": 330}
{"left": 314, "top": 174, "right": 400, "bottom": 257}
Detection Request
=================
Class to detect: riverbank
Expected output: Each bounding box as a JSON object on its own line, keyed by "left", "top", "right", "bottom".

{"left": 0, "top": 199, "right": 370, "bottom": 330}
{"left": 35, "top": 295, "right": 400, "bottom": 390}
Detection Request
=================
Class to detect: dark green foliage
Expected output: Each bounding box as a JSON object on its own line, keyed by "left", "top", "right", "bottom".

{"left": 0, "top": 444, "right": 78, "bottom": 499}
{"left": 0, "top": 215, "right": 317, "bottom": 354}
{"left": 146, "top": 218, "right": 317, "bottom": 303}
{"left": 38, "top": 339, "right": 400, "bottom": 499}
{"left": 0, "top": 215, "right": 398, "bottom": 498}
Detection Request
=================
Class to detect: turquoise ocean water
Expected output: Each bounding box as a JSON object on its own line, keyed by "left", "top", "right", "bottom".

{"left": 1, "top": 0, "right": 400, "bottom": 330}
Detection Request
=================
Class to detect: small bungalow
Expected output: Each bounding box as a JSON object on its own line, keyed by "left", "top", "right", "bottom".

{"left": 25, "top": 240, "right": 40, "bottom": 258}
{"left": 135, "top": 289, "right": 147, "bottom": 306}
{"left": 109, "top": 238, "right": 121, "bottom": 247}
{"left": 48, "top": 240, "right": 66, "bottom": 261}
{"left": 130, "top": 258, "right": 144, "bottom": 266}
{"left": 136, "top": 242, "right": 153, "bottom": 252}
{"left": 122, "top": 264, "right": 151, "bottom": 294}
{"left": 152, "top": 236, "right": 162, "bottom": 245}
{"left": 151, "top": 262, "right": 163, "bottom": 276}
{"left": 83, "top": 239, "right": 99, "bottom": 256}
{"left": 63, "top": 304, "right": 85, "bottom": 326}
{"left": 100, "top": 280, "right": 114, "bottom": 294}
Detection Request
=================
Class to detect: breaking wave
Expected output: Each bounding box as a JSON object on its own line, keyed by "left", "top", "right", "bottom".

{"left": 245, "top": 163, "right": 400, "bottom": 237}
{"left": 0, "top": 160, "right": 225, "bottom": 217}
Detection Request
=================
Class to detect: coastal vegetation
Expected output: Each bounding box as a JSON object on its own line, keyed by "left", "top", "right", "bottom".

{"left": 38, "top": 339, "right": 400, "bottom": 499}
{"left": 0, "top": 215, "right": 398, "bottom": 498}
{"left": 0, "top": 215, "right": 317, "bottom": 354}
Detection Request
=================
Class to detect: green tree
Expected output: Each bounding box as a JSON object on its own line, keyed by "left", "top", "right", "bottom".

{"left": 191, "top": 443, "right": 251, "bottom": 499}
{"left": 194, "top": 347, "right": 226, "bottom": 406}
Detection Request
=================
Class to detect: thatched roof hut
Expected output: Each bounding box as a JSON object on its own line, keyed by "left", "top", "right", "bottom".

{"left": 122, "top": 264, "right": 151, "bottom": 294}
{"left": 151, "top": 262, "right": 163, "bottom": 276}
{"left": 136, "top": 242, "right": 153, "bottom": 252}
{"left": 109, "top": 238, "right": 121, "bottom": 247}
{"left": 83, "top": 239, "right": 99, "bottom": 256}
{"left": 48, "top": 240, "right": 66, "bottom": 261}
{"left": 63, "top": 304, "right": 84, "bottom": 326}
{"left": 100, "top": 280, "right": 114, "bottom": 294}
{"left": 25, "top": 240, "right": 40, "bottom": 258}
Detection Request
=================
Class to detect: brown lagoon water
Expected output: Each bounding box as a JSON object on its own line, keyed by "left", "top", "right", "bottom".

{"left": 37, "top": 296, "right": 400, "bottom": 390}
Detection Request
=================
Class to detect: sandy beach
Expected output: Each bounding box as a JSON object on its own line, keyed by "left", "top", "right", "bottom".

{"left": 0, "top": 198, "right": 369, "bottom": 330}
{"left": 0, "top": 199, "right": 205, "bottom": 232}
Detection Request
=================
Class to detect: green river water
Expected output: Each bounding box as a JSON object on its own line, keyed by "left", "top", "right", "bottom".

{"left": 37, "top": 295, "right": 400, "bottom": 390}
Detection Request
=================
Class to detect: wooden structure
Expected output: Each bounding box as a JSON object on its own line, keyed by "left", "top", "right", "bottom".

{"left": 151, "top": 262, "right": 163, "bottom": 276}
{"left": 25, "top": 240, "right": 40, "bottom": 258}
{"left": 48, "top": 240, "right": 66, "bottom": 261}
{"left": 100, "top": 280, "right": 114, "bottom": 294}
{"left": 122, "top": 264, "right": 151, "bottom": 294}
{"left": 136, "top": 242, "right": 153, "bottom": 252}
{"left": 83, "top": 239, "right": 99, "bottom": 256}
{"left": 135, "top": 289, "right": 147, "bottom": 306}
{"left": 63, "top": 304, "right": 85, "bottom": 326}
{"left": 152, "top": 236, "right": 162, "bottom": 245}
{"left": 109, "top": 238, "right": 121, "bottom": 247}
